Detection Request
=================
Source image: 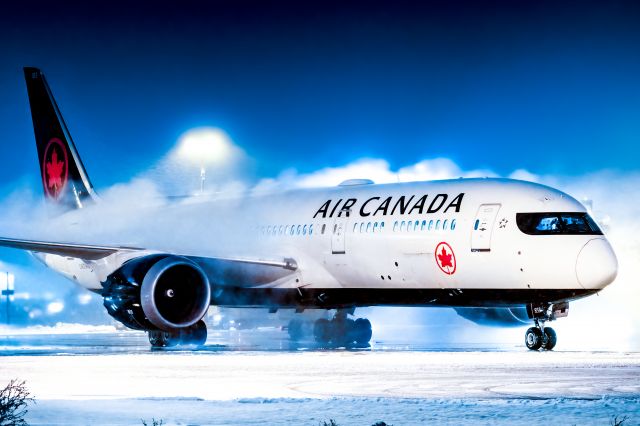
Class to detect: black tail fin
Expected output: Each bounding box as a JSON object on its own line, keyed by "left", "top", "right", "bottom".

{"left": 23, "top": 67, "right": 96, "bottom": 209}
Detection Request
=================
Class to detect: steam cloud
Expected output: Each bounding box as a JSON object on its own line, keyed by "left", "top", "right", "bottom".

{"left": 0, "top": 142, "right": 638, "bottom": 350}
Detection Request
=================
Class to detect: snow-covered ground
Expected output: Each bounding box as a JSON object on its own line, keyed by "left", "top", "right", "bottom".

{"left": 0, "top": 350, "right": 638, "bottom": 425}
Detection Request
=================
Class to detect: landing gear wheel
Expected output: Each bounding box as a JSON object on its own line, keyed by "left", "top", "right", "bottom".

{"left": 148, "top": 330, "right": 180, "bottom": 348}
{"left": 525, "top": 327, "right": 543, "bottom": 350}
{"left": 353, "top": 318, "right": 372, "bottom": 346}
{"left": 313, "top": 315, "right": 373, "bottom": 347}
{"left": 288, "top": 319, "right": 304, "bottom": 341}
{"left": 333, "top": 318, "right": 356, "bottom": 347}
{"left": 180, "top": 320, "right": 208, "bottom": 346}
{"left": 314, "top": 318, "right": 331, "bottom": 344}
{"left": 542, "top": 327, "right": 557, "bottom": 351}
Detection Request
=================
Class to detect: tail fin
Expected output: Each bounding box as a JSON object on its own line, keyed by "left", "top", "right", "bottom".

{"left": 23, "top": 67, "right": 96, "bottom": 209}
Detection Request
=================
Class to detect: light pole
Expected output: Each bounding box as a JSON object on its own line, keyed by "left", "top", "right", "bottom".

{"left": 177, "top": 127, "right": 232, "bottom": 194}
{"left": 1, "top": 272, "right": 14, "bottom": 325}
{"left": 200, "top": 166, "right": 206, "bottom": 194}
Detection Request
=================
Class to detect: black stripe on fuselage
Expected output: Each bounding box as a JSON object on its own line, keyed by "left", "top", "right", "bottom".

{"left": 210, "top": 288, "right": 597, "bottom": 309}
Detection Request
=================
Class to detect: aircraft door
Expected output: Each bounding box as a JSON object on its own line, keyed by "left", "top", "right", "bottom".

{"left": 471, "top": 204, "right": 501, "bottom": 252}
{"left": 331, "top": 214, "right": 348, "bottom": 254}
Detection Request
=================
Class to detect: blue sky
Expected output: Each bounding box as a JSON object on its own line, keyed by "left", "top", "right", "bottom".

{"left": 1, "top": 0, "right": 640, "bottom": 193}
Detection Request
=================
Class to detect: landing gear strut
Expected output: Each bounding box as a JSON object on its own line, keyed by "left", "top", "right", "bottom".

{"left": 524, "top": 302, "right": 567, "bottom": 351}
{"left": 312, "top": 309, "right": 372, "bottom": 347}
{"left": 148, "top": 320, "right": 208, "bottom": 348}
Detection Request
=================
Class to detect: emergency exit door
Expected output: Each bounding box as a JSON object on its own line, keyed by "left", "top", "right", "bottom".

{"left": 331, "top": 215, "right": 348, "bottom": 254}
{"left": 471, "top": 204, "right": 501, "bottom": 252}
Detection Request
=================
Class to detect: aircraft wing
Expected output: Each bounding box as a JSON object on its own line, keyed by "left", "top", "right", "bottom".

{"left": 0, "top": 237, "right": 298, "bottom": 271}
{"left": 0, "top": 237, "right": 141, "bottom": 260}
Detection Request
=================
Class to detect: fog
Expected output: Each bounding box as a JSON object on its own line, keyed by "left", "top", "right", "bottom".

{"left": 0, "top": 137, "right": 638, "bottom": 350}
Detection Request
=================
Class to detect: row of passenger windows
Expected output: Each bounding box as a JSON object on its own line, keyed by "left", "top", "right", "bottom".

{"left": 260, "top": 218, "right": 457, "bottom": 237}
{"left": 351, "top": 219, "right": 457, "bottom": 233}
{"left": 392, "top": 218, "right": 456, "bottom": 232}
{"left": 261, "top": 224, "right": 316, "bottom": 236}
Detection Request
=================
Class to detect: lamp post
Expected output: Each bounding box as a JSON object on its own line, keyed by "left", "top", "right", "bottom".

{"left": 177, "top": 127, "right": 232, "bottom": 194}
{"left": 1, "top": 272, "right": 14, "bottom": 325}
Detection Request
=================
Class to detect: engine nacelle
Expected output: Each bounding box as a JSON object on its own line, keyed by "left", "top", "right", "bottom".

{"left": 102, "top": 255, "right": 211, "bottom": 331}
{"left": 454, "top": 307, "right": 530, "bottom": 327}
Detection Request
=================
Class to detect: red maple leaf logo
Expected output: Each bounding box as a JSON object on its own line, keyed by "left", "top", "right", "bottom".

{"left": 437, "top": 246, "right": 453, "bottom": 268}
{"left": 46, "top": 149, "right": 65, "bottom": 194}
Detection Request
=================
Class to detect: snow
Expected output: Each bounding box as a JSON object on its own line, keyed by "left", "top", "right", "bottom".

{"left": 0, "top": 351, "right": 637, "bottom": 425}
{"left": 0, "top": 323, "right": 118, "bottom": 335}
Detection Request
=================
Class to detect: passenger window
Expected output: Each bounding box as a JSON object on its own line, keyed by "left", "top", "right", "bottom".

{"left": 279, "top": 225, "right": 284, "bottom": 235}
{"left": 353, "top": 223, "right": 358, "bottom": 232}
{"left": 321, "top": 224, "right": 326, "bottom": 234}
{"left": 380, "top": 222, "right": 385, "bottom": 230}
{"left": 400, "top": 221, "right": 406, "bottom": 231}
{"left": 309, "top": 224, "right": 313, "bottom": 235}
{"left": 290, "top": 225, "right": 295, "bottom": 236}
{"left": 393, "top": 221, "right": 398, "bottom": 232}
{"left": 414, "top": 220, "right": 419, "bottom": 231}
{"left": 474, "top": 219, "right": 479, "bottom": 230}
{"left": 436, "top": 220, "right": 441, "bottom": 230}
{"left": 303, "top": 225, "right": 307, "bottom": 235}
{"left": 428, "top": 220, "right": 433, "bottom": 230}
{"left": 297, "top": 225, "right": 301, "bottom": 235}
{"left": 421, "top": 220, "right": 426, "bottom": 230}
{"left": 367, "top": 222, "right": 372, "bottom": 232}
{"left": 374, "top": 222, "right": 379, "bottom": 232}
{"left": 451, "top": 219, "right": 456, "bottom": 230}
{"left": 443, "top": 219, "right": 448, "bottom": 230}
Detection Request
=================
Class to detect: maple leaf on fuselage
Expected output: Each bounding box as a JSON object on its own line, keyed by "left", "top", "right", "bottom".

{"left": 437, "top": 247, "right": 453, "bottom": 268}
{"left": 46, "top": 150, "right": 64, "bottom": 192}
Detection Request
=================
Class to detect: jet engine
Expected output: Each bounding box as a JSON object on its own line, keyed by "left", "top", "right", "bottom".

{"left": 102, "top": 254, "right": 211, "bottom": 332}
{"left": 454, "top": 307, "right": 529, "bottom": 327}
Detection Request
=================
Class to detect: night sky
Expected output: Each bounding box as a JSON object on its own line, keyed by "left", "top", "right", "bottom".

{"left": 1, "top": 0, "right": 640, "bottom": 189}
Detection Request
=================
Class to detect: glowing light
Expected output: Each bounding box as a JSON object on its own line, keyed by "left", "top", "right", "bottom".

{"left": 77, "top": 293, "right": 92, "bottom": 305}
{"left": 46, "top": 301, "right": 64, "bottom": 315}
{"left": 177, "top": 127, "right": 233, "bottom": 165}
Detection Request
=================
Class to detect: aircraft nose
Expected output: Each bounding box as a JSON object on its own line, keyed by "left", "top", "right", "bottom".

{"left": 576, "top": 238, "right": 618, "bottom": 289}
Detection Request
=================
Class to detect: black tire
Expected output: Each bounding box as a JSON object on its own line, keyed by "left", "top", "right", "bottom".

{"left": 525, "top": 327, "right": 543, "bottom": 350}
{"left": 181, "top": 320, "right": 208, "bottom": 346}
{"left": 313, "top": 318, "right": 331, "bottom": 344}
{"left": 334, "top": 318, "right": 356, "bottom": 347}
{"left": 148, "top": 330, "right": 180, "bottom": 348}
{"left": 354, "top": 318, "right": 373, "bottom": 345}
{"left": 542, "top": 327, "right": 557, "bottom": 351}
{"left": 288, "top": 319, "right": 304, "bottom": 341}
{"left": 148, "top": 330, "right": 165, "bottom": 347}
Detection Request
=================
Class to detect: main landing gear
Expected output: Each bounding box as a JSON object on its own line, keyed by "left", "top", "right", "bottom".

{"left": 288, "top": 309, "right": 373, "bottom": 347}
{"left": 148, "top": 320, "right": 207, "bottom": 348}
{"left": 524, "top": 302, "right": 568, "bottom": 351}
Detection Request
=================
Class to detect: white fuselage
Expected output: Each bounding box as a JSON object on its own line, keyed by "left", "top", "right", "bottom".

{"left": 40, "top": 178, "right": 618, "bottom": 307}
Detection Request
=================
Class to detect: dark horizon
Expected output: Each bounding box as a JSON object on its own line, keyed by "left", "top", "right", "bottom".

{"left": 1, "top": 0, "right": 639, "bottom": 191}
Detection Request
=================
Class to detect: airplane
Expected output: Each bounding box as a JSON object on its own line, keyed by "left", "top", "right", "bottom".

{"left": 0, "top": 67, "right": 618, "bottom": 350}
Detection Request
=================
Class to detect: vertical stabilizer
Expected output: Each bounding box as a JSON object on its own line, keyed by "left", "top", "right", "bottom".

{"left": 23, "top": 67, "right": 96, "bottom": 209}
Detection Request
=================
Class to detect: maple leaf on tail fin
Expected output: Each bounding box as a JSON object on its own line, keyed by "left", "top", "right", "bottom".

{"left": 46, "top": 149, "right": 65, "bottom": 194}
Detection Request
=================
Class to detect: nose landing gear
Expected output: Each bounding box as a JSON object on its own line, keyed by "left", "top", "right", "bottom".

{"left": 525, "top": 302, "right": 566, "bottom": 351}
{"left": 525, "top": 320, "right": 557, "bottom": 351}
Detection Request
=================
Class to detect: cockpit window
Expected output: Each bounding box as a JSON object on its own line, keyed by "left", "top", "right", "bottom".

{"left": 516, "top": 212, "right": 602, "bottom": 235}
